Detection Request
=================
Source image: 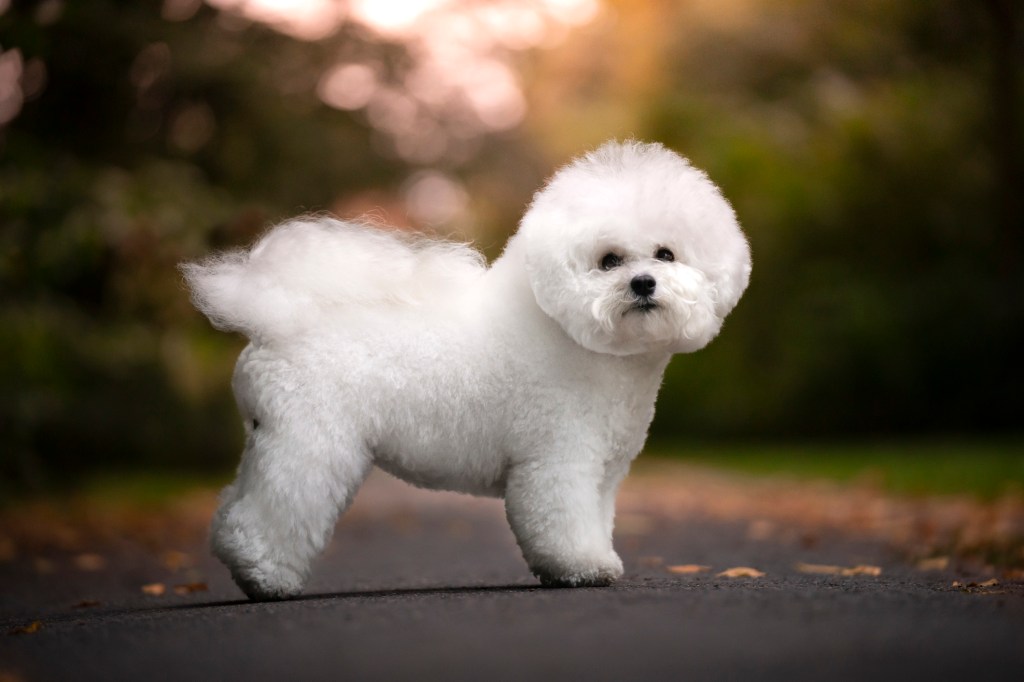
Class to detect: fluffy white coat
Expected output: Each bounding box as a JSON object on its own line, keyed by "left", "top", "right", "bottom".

{"left": 182, "top": 140, "right": 751, "bottom": 599}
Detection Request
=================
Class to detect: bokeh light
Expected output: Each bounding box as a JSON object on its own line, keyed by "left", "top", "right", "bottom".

{"left": 199, "top": 0, "right": 604, "bottom": 163}
{"left": 1, "top": 0, "right": 1021, "bottom": 490}
{"left": 205, "top": 0, "right": 345, "bottom": 40}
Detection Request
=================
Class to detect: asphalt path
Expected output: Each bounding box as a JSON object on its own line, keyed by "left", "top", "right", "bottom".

{"left": 2, "top": 469, "right": 1022, "bottom": 681}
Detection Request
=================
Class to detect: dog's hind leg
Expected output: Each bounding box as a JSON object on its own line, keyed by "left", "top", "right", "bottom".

{"left": 210, "top": 405, "right": 371, "bottom": 600}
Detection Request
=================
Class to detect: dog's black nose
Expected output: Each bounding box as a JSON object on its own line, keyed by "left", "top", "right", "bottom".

{"left": 630, "top": 274, "right": 656, "bottom": 297}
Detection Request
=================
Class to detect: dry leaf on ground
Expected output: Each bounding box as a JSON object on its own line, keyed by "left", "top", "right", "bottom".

{"left": 141, "top": 583, "right": 166, "bottom": 596}
{"left": 953, "top": 578, "right": 1001, "bottom": 592}
{"left": 794, "top": 562, "right": 844, "bottom": 575}
{"left": 73, "top": 599, "right": 100, "bottom": 608}
{"left": 8, "top": 621, "right": 42, "bottom": 635}
{"left": 667, "top": 564, "right": 711, "bottom": 575}
{"left": 160, "top": 550, "right": 192, "bottom": 571}
{"left": 916, "top": 557, "right": 950, "bottom": 571}
{"left": 73, "top": 553, "right": 106, "bottom": 571}
{"left": 795, "top": 562, "right": 882, "bottom": 576}
{"left": 621, "top": 463, "right": 1024, "bottom": 574}
{"left": 843, "top": 565, "right": 882, "bottom": 576}
{"left": 717, "top": 566, "right": 765, "bottom": 578}
{"left": 173, "top": 582, "right": 208, "bottom": 595}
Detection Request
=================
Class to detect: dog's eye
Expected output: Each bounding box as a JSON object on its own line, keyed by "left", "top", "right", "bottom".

{"left": 600, "top": 253, "right": 623, "bottom": 270}
{"left": 655, "top": 247, "right": 675, "bottom": 262}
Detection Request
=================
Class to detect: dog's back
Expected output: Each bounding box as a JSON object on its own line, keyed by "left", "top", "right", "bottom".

{"left": 181, "top": 217, "right": 487, "bottom": 345}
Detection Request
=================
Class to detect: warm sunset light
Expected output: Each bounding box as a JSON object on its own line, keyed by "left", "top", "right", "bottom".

{"left": 200, "top": 0, "right": 604, "bottom": 162}
{"left": 348, "top": 0, "right": 448, "bottom": 36}
{"left": 205, "top": 0, "right": 345, "bottom": 40}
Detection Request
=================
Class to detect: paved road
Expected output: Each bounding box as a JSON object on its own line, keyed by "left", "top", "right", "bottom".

{"left": 2, "top": 469, "right": 1022, "bottom": 681}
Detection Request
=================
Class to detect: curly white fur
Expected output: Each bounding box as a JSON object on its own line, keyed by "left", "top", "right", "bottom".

{"left": 182, "top": 140, "right": 751, "bottom": 599}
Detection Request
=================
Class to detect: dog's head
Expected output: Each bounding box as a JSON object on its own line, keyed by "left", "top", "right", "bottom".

{"left": 517, "top": 140, "right": 751, "bottom": 357}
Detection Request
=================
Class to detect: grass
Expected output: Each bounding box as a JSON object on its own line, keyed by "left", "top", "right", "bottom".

{"left": 653, "top": 438, "right": 1024, "bottom": 499}
{"left": 6, "top": 439, "right": 1023, "bottom": 507}
{"left": 0, "top": 471, "right": 230, "bottom": 512}
{"left": 74, "top": 471, "right": 232, "bottom": 506}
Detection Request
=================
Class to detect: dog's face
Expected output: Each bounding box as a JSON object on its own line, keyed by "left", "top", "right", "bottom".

{"left": 518, "top": 141, "right": 751, "bottom": 357}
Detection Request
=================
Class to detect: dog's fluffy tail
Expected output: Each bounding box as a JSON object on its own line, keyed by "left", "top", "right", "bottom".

{"left": 180, "top": 217, "right": 486, "bottom": 343}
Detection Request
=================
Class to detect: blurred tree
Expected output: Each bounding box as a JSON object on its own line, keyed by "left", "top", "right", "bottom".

{"left": 1, "top": 0, "right": 1020, "bottom": 493}
{"left": 0, "top": 0, "right": 411, "bottom": 491}
{"left": 641, "top": 0, "right": 1024, "bottom": 439}
{"left": 0, "top": 0, "right": 559, "bottom": 491}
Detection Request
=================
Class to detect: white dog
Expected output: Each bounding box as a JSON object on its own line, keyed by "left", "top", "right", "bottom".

{"left": 182, "top": 140, "right": 751, "bottom": 600}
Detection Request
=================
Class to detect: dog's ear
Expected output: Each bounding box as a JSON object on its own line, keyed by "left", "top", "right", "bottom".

{"left": 710, "top": 232, "right": 752, "bottom": 319}
{"left": 712, "top": 254, "right": 753, "bottom": 319}
{"left": 516, "top": 201, "right": 579, "bottom": 322}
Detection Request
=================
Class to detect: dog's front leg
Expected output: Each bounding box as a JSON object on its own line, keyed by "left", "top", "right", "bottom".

{"left": 504, "top": 458, "right": 624, "bottom": 587}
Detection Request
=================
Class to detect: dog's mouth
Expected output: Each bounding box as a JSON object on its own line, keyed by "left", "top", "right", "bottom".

{"left": 626, "top": 298, "right": 658, "bottom": 314}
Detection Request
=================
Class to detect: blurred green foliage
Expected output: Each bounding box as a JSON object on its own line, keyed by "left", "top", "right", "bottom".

{"left": 647, "top": 0, "right": 1023, "bottom": 440}
{"left": 650, "top": 439, "right": 1024, "bottom": 500}
{"left": 0, "top": 0, "right": 1021, "bottom": 492}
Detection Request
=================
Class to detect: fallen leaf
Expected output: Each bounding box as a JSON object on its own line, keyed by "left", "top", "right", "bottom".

{"left": 160, "top": 550, "right": 192, "bottom": 571}
{"left": 667, "top": 564, "right": 711, "bottom": 575}
{"left": 794, "top": 562, "right": 843, "bottom": 575}
{"left": 795, "top": 562, "right": 882, "bottom": 576}
{"left": 74, "top": 553, "right": 106, "bottom": 571}
{"left": 843, "top": 565, "right": 882, "bottom": 576}
{"left": 717, "top": 566, "right": 765, "bottom": 578}
{"left": 9, "top": 621, "right": 42, "bottom": 635}
{"left": 637, "top": 555, "right": 664, "bottom": 567}
{"left": 799, "top": 533, "right": 819, "bottom": 549}
{"left": 141, "top": 583, "right": 166, "bottom": 596}
{"left": 73, "top": 600, "right": 101, "bottom": 609}
{"left": 916, "top": 557, "right": 949, "bottom": 571}
{"left": 953, "top": 578, "right": 1001, "bottom": 592}
{"left": 173, "top": 582, "right": 208, "bottom": 595}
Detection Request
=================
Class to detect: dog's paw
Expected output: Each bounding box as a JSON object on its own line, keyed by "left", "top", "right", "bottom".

{"left": 211, "top": 503, "right": 308, "bottom": 601}
{"left": 217, "top": 545, "right": 308, "bottom": 601}
{"left": 232, "top": 567, "right": 305, "bottom": 601}
{"left": 532, "top": 551, "right": 624, "bottom": 588}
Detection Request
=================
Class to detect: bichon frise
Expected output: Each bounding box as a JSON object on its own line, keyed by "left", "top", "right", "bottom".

{"left": 182, "top": 140, "right": 751, "bottom": 599}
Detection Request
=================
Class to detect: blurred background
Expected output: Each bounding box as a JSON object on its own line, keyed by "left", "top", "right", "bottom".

{"left": 1, "top": 0, "right": 1022, "bottom": 497}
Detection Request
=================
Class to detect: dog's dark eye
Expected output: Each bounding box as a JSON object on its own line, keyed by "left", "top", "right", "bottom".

{"left": 600, "top": 253, "right": 623, "bottom": 270}
{"left": 655, "top": 247, "right": 675, "bottom": 262}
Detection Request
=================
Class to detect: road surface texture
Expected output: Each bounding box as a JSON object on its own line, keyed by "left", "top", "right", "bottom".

{"left": 2, "top": 462, "right": 1022, "bottom": 681}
